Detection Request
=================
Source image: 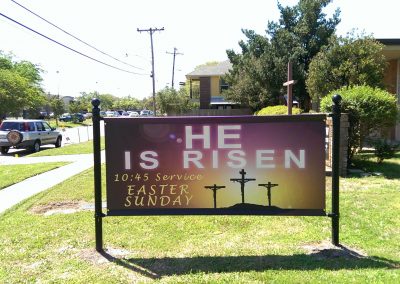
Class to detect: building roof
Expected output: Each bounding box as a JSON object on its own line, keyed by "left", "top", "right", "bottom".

{"left": 377, "top": 38, "right": 400, "bottom": 60}
{"left": 186, "top": 60, "right": 232, "bottom": 78}
{"left": 377, "top": 38, "right": 400, "bottom": 45}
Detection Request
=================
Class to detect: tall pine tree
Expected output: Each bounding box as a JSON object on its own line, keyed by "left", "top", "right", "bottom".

{"left": 225, "top": 0, "right": 340, "bottom": 111}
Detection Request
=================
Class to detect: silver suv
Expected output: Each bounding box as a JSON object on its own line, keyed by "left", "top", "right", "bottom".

{"left": 0, "top": 119, "right": 62, "bottom": 154}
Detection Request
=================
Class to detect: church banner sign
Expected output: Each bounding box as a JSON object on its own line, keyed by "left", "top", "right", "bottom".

{"left": 105, "top": 115, "right": 326, "bottom": 216}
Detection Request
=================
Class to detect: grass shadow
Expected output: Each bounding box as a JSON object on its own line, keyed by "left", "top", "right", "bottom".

{"left": 99, "top": 247, "right": 399, "bottom": 279}
{"left": 351, "top": 151, "right": 400, "bottom": 179}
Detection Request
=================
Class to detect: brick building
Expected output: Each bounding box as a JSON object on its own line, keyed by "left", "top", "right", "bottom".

{"left": 378, "top": 39, "right": 400, "bottom": 141}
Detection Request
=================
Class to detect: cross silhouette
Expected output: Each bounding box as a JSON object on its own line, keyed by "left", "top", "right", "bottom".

{"left": 258, "top": 182, "right": 279, "bottom": 207}
{"left": 283, "top": 61, "right": 297, "bottom": 115}
{"left": 204, "top": 184, "right": 226, "bottom": 208}
{"left": 230, "top": 169, "right": 256, "bottom": 204}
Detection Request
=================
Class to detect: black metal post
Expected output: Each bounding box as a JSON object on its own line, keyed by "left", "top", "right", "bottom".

{"left": 92, "top": 98, "right": 103, "bottom": 252}
{"left": 331, "top": 94, "right": 342, "bottom": 246}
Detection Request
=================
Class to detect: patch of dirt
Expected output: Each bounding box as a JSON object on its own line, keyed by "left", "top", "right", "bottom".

{"left": 302, "top": 240, "right": 367, "bottom": 259}
{"left": 78, "top": 248, "right": 110, "bottom": 265}
{"left": 78, "top": 247, "right": 132, "bottom": 265}
{"left": 77, "top": 248, "right": 152, "bottom": 281}
{"left": 29, "top": 201, "right": 87, "bottom": 216}
{"left": 57, "top": 245, "right": 75, "bottom": 254}
{"left": 24, "top": 260, "right": 44, "bottom": 270}
{"left": 30, "top": 201, "right": 107, "bottom": 216}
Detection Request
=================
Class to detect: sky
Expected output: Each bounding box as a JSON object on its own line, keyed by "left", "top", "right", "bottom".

{"left": 1, "top": 0, "right": 400, "bottom": 100}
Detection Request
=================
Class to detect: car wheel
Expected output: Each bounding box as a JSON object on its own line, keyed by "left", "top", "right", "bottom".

{"left": 55, "top": 136, "right": 62, "bottom": 148}
{"left": 32, "top": 140, "right": 41, "bottom": 153}
{"left": 6, "top": 130, "right": 23, "bottom": 145}
{"left": 0, "top": 146, "right": 10, "bottom": 154}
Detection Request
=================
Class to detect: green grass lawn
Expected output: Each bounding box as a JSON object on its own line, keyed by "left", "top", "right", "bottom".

{"left": 0, "top": 162, "right": 69, "bottom": 190}
{"left": 0, "top": 154, "right": 398, "bottom": 283}
{"left": 29, "top": 137, "right": 105, "bottom": 157}
{"left": 47, "top": 119, "right": 92, "bottom": 129}
{"left": 352, "top": 150, "right": 400, "bottom": 179}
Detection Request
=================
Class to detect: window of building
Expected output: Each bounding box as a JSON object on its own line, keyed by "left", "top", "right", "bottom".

{"left": 219, "top": 78, "right": 229, "bottom": 93}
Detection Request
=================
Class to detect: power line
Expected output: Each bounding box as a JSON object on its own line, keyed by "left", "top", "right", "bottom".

{"left": 10, "top": 0, "right": 147, "bottom": 71}
{"left": 137, "top": 27, "right": 165, "bottom": 115}
{"left": 125, "top": 53, "right": 152, "bottom": 64}
{"left": 166, "top": 47, "right": 183, "bottom": 89}
{"left": 0, "top": 12, "right": 150, "bottom": 76}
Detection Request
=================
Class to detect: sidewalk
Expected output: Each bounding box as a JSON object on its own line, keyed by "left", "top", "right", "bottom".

{"left": 0, "top": 154, "right": 92, "bottom": 165}
{"left": 0, "top": 151, "right": 105, "bottom": 214}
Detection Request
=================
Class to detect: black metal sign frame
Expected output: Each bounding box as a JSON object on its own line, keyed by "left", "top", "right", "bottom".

{"left": 91, "top": 96, "right": 342, "bottom": 252}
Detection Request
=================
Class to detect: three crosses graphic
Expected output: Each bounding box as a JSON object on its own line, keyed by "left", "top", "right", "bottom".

{"left": 204, "top": 169, "right": 279, "bottom": 208}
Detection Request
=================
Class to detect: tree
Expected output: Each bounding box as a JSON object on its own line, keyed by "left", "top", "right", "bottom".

{"left": 306, "top": 35, "right": 387, "bottom": 106}
{"left": 112, "top": 96, "right": 141, "bottom": 110}
{"left": 68, "top": 100, "right": 85, "bottom": 114}
{"left": 49, "top": 94, "right": 65, "bottom": 126}
{"left": 140, "top": 96, "right": 153, "bottom": 111}
{"left": 194, "top": 61, "right": 220, "bottom": 70}
{"left": 0, "top": 52, "right": 45, "bottom": 119}
{"left": 224, "top": 0, "right": 340, "bottom": 112}
{"left": 156, "top": 87, "right": 198, "bottom": 115}
{"left": 321, "top": 85, "right": 398, "bottom": 162}
{"left": 74, "top": 91, "right": 118, "bottom": 112}
{"left": 13, "top": 60, "right": 43, "bottom": 87}
{"left": 96, "top": 93, "right": 118, "bottom": 110}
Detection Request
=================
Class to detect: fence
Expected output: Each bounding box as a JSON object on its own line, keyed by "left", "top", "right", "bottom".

{"left": 60, "top": 121, "right": 105, "bottom": 145}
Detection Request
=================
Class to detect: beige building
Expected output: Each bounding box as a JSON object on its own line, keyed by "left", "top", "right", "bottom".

{"left": 186, "top": 61, "right": 237, "bottom": 109}
{"left": 379, "top": 39, "right": 400, "bottom": 141}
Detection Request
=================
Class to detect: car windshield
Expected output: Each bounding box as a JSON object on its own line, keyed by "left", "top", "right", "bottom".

{"left": 0, "top": 122, "right": 24, "bottom": 131}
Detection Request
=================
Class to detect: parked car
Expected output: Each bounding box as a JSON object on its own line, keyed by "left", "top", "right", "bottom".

{"left": 140, "top": 110, "right": 154, "bottom": 116}
{"left": 59, "top": 113, "right": 84, "bottom": 122}
{"left": 83, "top": 112, "right": 92, "bottom": 119}
{"left": 0, "top": 119, "right": 62, "bottom": 154}
{"left": 128, "top": 111, "right": 139, "bottom": 117}
{"left": 72, "top": 113, "right": 85, "bottom": 122}
{"left": 105, "top": 111, "right": 119, "bottom": 117}
{"left": 39, "top": 111, "right": 48, "bottom": 119}
{"left": 59, "top": 113, "right": 72, "bottom": 122}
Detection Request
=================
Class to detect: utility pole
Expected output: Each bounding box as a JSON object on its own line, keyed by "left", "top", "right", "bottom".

{"left": 166, "top": 47, "right": 183, "bottom": 89}
{"left": 137, "top": 27, "right": 165, "bottom": 115}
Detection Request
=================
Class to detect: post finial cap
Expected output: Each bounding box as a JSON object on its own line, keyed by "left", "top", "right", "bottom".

{"left": 332, "top": 94, "right": 342, "bottom": 105}
{"left": 91, "top": 98, "right": 100, "bottom": 107}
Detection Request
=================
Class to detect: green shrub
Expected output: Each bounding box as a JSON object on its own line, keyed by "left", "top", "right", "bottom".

{"left": 370, "top": 139, "right": 399, "bottom": 163}
{"left": 256, "top": 105, "right": 302, "bottom": 115}
{"left": 321, "top": 85, "right": 398, "bottom": 163}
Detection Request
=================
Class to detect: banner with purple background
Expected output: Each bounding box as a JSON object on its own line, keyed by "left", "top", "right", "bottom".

{"left": 105, "top": 115, "right": 326, "bottom": 216}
